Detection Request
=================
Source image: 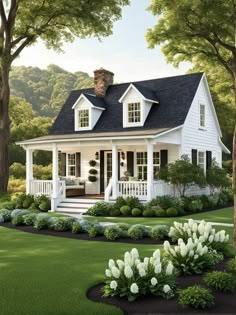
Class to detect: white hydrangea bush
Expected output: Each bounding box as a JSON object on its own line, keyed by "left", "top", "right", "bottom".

{"left": 163, "top": 237, "right": 223, "bottom": 275}
{"left": 169, "top": 219, "right": 229, "bottom": 254}
{"left": 103, "top": 248, "right": 176, "bottom": 302}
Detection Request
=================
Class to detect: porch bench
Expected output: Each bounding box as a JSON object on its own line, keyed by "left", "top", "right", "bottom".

{"left": 60, "top": 177, "right": 86, "bottom": 197}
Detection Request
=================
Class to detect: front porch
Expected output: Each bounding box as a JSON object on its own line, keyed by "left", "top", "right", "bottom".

{"left": 22, "top": 137, "right": 181, "bottom": 211}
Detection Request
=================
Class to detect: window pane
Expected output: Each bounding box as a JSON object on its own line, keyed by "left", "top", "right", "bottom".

{"left": 128, "top": 102, "right": 141, "bottom": 123}
{"left": 200, "top": 104, "right": 205, "bottom": 127}
{"left": 78, "top": 109, "right": 89, "bottom": 127}
{"left": 198, "top": 151, "right": 205, "bottom": 169}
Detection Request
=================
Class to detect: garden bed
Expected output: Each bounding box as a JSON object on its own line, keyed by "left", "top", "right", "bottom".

{"left": 87, "top": 260, "right": 235, "bottom": 315}
{"left": 0, "top": 222, "right": 166, "bottom": 244}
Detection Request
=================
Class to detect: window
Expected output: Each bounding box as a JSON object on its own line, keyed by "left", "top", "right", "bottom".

{"left": 198, "top": 151, "right": 205, "bottom": 170}
{"left": 67, "top": 153, "right": 76, "bottom": 177}
{"left": 153, "top": 152, "right": 160, "bottom": 179}
{"left": 199, "top": 104, "right": 205, "bottom": 128}
{"left": 136, "top": 151, "right": 160, "bottom": 180}
{"left": 78, "top": 109, "right": 89, "bottom": 128}
{"left": 136, "top": 152, "right": 147, "bottom": 180}
{"left": 128, "top": 102, "right": 141, "bottom": 123}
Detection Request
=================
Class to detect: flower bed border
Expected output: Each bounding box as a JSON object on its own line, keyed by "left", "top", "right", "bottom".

{"left": 0, "top": 222, "right": 166, "bottom": 244}
{"left": 87, "top": 259, "right": 235, "bottom": 315}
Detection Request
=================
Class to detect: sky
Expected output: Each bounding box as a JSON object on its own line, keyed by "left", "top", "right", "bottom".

{"left": 13, "top": 0, "right": 190, "bottom": 83}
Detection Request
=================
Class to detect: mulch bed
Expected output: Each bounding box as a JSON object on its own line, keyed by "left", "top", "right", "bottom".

{"left": 87, "top": 260, "right": 236, "bottom": 315}
{"left": 0, "top": 222, "right": 165, "bottom": 244}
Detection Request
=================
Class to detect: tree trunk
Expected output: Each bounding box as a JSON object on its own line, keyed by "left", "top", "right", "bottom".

{"left": 233, "top": 125, "right": 236, "bottom": 250}
{"left": 0, "top": 63, "right": 10, "bottom": 193}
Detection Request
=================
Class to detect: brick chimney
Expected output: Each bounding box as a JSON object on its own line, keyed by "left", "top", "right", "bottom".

{"left": 94, "top": 68, "right": 114, "bottom": 97}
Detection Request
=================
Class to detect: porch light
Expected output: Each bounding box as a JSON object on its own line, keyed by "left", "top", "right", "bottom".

{"left": 120, "top": 162, "right": 124, "bottom": 167}
{"left": 121, "top": 151, "right": 125, "bottom": 160}
{"left": 95, "top": 152, "right": 99, "bottom": 160}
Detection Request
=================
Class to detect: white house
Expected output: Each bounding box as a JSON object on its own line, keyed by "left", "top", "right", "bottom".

{"left": 17, "top": 68, "right": 230, "bottom": 213}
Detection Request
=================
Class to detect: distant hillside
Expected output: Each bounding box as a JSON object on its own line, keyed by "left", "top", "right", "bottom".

{"left": 10, "top": 64, "right": 93, "bottom": 117}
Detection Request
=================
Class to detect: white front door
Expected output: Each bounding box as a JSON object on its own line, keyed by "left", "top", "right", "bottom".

{"left": 104, "top": 151, "right": 112, "bottom": 188}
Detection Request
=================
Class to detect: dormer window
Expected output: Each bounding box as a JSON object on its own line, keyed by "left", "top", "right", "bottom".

{"left": 128, "top": 102, "right": 141, "bottom": 123}
{"left": 78, "top": 109, "right": 89, "bottom": 128}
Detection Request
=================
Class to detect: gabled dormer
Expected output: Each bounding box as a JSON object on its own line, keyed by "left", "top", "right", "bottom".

{"left": 72, "top": 93, "right": 105, "bottom": 131}
{"left": 119, "top": 83, "right": 159, "bottom": 128}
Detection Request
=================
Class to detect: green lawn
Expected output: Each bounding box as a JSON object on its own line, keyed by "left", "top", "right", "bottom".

{"left": 84, "top": 207, "right": 234, "bottom": 226}
{"left": 0, "top": 226, "right": 156, "bottom": 315}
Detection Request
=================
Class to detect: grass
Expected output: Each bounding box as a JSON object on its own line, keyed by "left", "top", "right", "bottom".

{"left": 84, "top": 207, "right": 234, "bottom": 226}
{"left": 0, "top": 226, "right": 156, "bottom": 315}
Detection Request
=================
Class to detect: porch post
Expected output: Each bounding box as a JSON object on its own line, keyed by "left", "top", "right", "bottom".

{"left": 147, "top": 141, "right": 153, "bottom": 201}
{"left": 52, "top": 143, "right": 59, "bottom": 199}
{"left": 26, "top": 148, "right": 33, "bottom": 194}
{"left": 112, "top": 143, "right": 118, "bottom": 199}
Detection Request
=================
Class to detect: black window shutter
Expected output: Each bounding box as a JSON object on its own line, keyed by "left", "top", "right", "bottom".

{"left": 160, "top": 150, "right": 168, "bottom": 168}
{"left": 118, "top": 152, "right": 121, "bottom": 180}
{"left": 100, "top": 151, "right": 104, "bottom": 193}
{"left": 206, "top": 151, "right": 212, "bottom": 169}
{"left": 127, "top": 151, "right": 134, "bottom": 176}
{"left": 76, "top": 152, "right": 81, "bottom": 177}
{"left": 192, "top": 149, "right": 198, "bottom": 165}
{"left": 61, "top": 153, "right": 66, "bottom": 177}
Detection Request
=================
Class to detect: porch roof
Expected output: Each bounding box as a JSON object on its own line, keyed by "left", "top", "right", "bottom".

{"left": 16, "top": 127, "right": 171, "bottom": 145}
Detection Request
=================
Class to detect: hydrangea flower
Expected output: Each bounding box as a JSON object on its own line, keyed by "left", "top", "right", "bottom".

{"left": 111, "top": 266, "right": 120, "bottom": 279}
{"left": 163, "top": 284, "right": 171, "bottom": 293}
{"left": 108, "top": 259, "right": 115, "bottom": 269}
{"left": 166, "top": 261, "right": 174, "bottom": 275}
{"left": 151, "top": 277, "right": 158, "bottom": 286}
{"left": 124, "top": 265, "right": 133, "bottom": 278}
{"left": 130, "top": 283, "right": 139, "bottom": 294}
{"left": 139, "top": 268, "right": 146, "bottom": 277}
{"left": 110, "top": 280, "right": 117, "bottom": 290}
{"left": 105, "top": 269, "right": 112, "bottom": 277}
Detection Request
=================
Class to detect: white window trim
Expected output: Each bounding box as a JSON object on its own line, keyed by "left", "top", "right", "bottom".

{"left": 197, "top": 150, "right": 206, "bottom": 173}
{"left": 66, "top": 153, "right": 76, "bottom": 178}
{"left": 75, "top": 107, "right": 92, "bottom": 131}
{"left": 123, "top": 99, "right": 144, "bottom": 127}
{"left": 135, "top": 150, "right": 160, "bottom": 180}
{"left": 199, "top": 102, "right": 206, "bottom": 130}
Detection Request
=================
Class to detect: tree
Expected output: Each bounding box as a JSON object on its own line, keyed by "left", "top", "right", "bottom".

{"left": 159, "top": 155, "right": 206, "bottom": 197}
{"left": 206, "top": 159, "right": 231, "bottom": 195}
{"left": 146, "top": 0, "right": 236, "bottom": 249}
{"left": 0, "top": 0, "right": 129, "bottom": 193}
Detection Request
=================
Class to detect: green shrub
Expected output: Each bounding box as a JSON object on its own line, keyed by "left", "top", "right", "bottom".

{"left": 113, "top": 196, "right": 126, "bottom": 209}
{"left": 11, "top": 209, "right": 30, "bottom": 218}
{"left": 177, "top": 208, "right": 185, "bottom": 216}
{"left": 126, "top": 196, "right": 143, "bottom": 210}
{"left": 22, "top": 195, "right": 34, "bottom": 209}
{"left": 178, "top": 285, "right": 214, "bottom": 310}
{"left": 116, "top": 223, "right": 131, "bottom": 231}
{"left": 166, "top": 207, "right": 178, "bottom": 217}
{"left": 143, "top": 209, "right": 155, "bottom": 217}
{"left": 104, "top": 226, "right": 121, "bottom": 240}
{"left": 79, "top": 220, "right": 94, "bottom": 232}
{"left": 109, "top": 208, "right": 121, "bottom": 216}
{"left": 29, "top": 202, "right": 38, "bottom": 210}
{"left": 72, "top": 222, "right": 82, "bottom": 234}
{"left": 131, "top": 208, "right": 142, "bottom": 217}
{"left": 150, "top": 196, "right": 184, "bottom": 211}
{"left": 0, "top": 209, "right": 12, "bottom": 221}
{"left": 225, "top": 188, "right": 233, "bottom": 202}
{"left": 227, "top": 258, "right": 236, "bottom": 275}
{"left": 15, "top": 193, "right": 27, "bottom": 208}
{"left": 0, "top": 214, "right": 4, "bottom": 223}
{"left": 208, "top": 194, "right": 219, "bottom": 208}
{"left": 155, "top": 209, "right": 166, "bottom": 217}
{"left": 217, "top": 192, "right": 228, "bottom": 207}
{"left": 51, "top": 217, "right": 75, "bottom": 231}
{"left": 23, "top": 213, "right": 37, "bottom": 226}
{"left": 150, "top": 225, "right": 169, "bottom": 240}
{"left": 12, "top": 215, "right": 25, "bottom": 226}
{"left": 120, "top": 205, "right": 131, "bottom": 216}
{"left": 39, "top": 200, "right": 50, "bottom": 212}
{"left": 188, "top": 199, "right": 203, "bottom": 212}
{"left": 87, "top": 202, "right": 111, "bottom": 216}
{"left": 2, "top": 201, "right": 16, "bottom": 210}
{"left": 128, "top": 224, "right": 146, "bottom": 240}
{"left": 34, "top": 214, "right": 50, "bottom": 230}
{"left": 200, "top": 195, "right": 210, "bottom": 209}
{"left": 204, "top": 271, "right": 236, "bottom": 293}
{"left": 88, "top": 225, "right": 102, "bottom": 237}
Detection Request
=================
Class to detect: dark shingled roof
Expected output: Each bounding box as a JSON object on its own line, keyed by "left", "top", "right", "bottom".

{"left": 83, "top": 93, "right": 106, "bottom": 109}
{"left": 50, "top": 72, "right": 203, "bottom": 136}
{"left": 132, "top": 82, "right": 159, "bottom": 102}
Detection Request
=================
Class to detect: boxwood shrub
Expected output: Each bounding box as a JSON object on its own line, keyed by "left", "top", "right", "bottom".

{"left": 88, "top": 224, "right": 103, "bottom": 237}
{"left": 120, "top": 205, "right": 131, "bottom": 216}
{"left": 204, "top": 271, "right": 236, "bottom": 293}
{"left": 131, "top": 208, "right": 142, "bottom": 216}
{"left": 104, "top": 226, "right": 121, "bottom": 240}
{"left": 128, "top": 224, "right": 146, "bottom": 240}
{"left": 178, "top": 285, "right": 214, "bottom": 310}
{"left": 0, "top": 209, "right": 12, "bottom": 222}
{"left": 166, "top": 207, "right": 178, "bottom": 217}
{"left": 87, "top": 202, "right": 111, "bottom": 216}
{"left": 12, "top": 215, "right": 25, "bottom": 226}
{"left": 155, "top": 209, "right": 166, "bottom": 217}
{"left": 150, "top": 225, "right": 169, "bottom": 240}
{"left": 143, "top": 209, "right": 155, "bottom": 217}
{"left": 72, "top": 222, "right": 82, "bottom": 234}
{"left": 34, "top": 214, "right": 51, "bottom": 230}
{"left": 23, "top": 213, "right": 37, "bottom": 226}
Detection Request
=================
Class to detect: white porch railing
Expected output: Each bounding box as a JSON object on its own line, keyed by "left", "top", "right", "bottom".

{"left": 153, "top": 180, "right": 174, "bottom": 196}
{"left": 30, "top": 180, "right": 66, "bottom": 198}
{"left": 117, "top": 181, "right": 148, "bottom": 199}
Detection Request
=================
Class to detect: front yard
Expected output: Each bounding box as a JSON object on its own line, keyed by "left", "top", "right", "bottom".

{"left": 0, "top": 207, "right": 234, "bottom": 315}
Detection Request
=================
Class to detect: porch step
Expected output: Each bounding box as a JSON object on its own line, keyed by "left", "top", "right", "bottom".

{"left": 56, "top": 198, "right": 100, "bottom": 214}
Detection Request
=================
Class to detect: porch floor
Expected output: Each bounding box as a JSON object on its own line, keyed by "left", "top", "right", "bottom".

{"left": 67, "top": 194, "right": 104, "bottom": 200}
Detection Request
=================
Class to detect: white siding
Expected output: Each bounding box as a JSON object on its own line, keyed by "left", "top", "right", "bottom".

{"left": 181, "top": 78, "right": 222, "bottom": 166}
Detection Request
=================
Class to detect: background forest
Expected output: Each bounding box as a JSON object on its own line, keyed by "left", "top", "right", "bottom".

{"left": 9, "top": 64, "right": 233, "bottom": 190}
